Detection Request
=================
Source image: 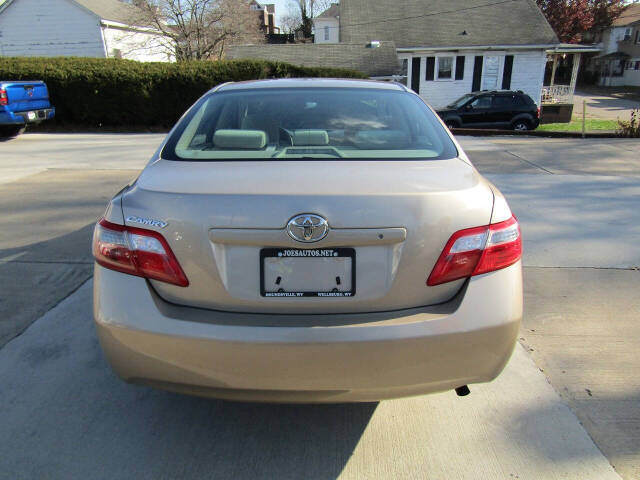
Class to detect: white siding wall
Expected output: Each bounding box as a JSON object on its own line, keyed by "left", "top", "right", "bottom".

{"left": 622, "top": 68, "right": 640, "bottom": 86}
{"left": 102, "top": 26, "right": 172, "bottom": 62}
{"left": 510, "top": 51, "right": 546, "bottom": 106}
{"left": 399, "top": 50, "right": 546, "bottom": 109}
{"left": 622, "top": 64, "right": 640, "bottom": 87}
{"left": 313, "top": 18, "right": 339, "bottom": 44}
{"left": 602, "top": 26, "right": 630, "bottom": 55}
{"left": 0, "top": 0, "right": 105, "bottom": 57}
{"left": 606, "top": 62, "right": 640, "bottom": 87}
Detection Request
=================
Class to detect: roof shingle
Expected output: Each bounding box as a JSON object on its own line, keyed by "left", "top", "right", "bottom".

{"left": 339, "top": 0, "right": 558, "bottom": 48}
{"left": 612, "top": 4, "right": 640, "bottom": 27}
{"left": 73, "top": 0, "right": 139, "bottom": 24}
{"left": 317, "top": 3, "right": 340, "bottom": 18}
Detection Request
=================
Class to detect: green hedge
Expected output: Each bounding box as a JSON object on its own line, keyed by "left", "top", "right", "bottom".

{"left": 0, "top": 57, "right": 366, "bottom": 128}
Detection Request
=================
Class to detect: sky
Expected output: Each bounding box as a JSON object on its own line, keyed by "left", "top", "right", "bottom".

{"left": 269, "top": 0, "right": 292, "bottom": 24}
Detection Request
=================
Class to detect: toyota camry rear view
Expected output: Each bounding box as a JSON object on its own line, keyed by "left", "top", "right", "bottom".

{"left": 93, "top": 79, "right": 522, "bottom": 402}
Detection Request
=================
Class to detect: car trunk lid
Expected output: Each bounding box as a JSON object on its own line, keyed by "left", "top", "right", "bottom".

{"left": 121, "top": 158, "right": 494, "bottom": 314}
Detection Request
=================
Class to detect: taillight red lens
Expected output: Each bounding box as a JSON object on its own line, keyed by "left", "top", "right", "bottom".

{"left": 427, "top": 216, "right": 521, "bottom": 286}
{"left": 92, "top": 219, "right": 189, "bottom": 287}
{"left": 0, "top": 89, "right": 8, "bottom": 106}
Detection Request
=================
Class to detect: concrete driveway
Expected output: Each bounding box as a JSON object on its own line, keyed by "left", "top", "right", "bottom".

{"left": 1, "top": 133, "right": 639, "bottom": 479}
{"left": 574, "top": 89, "right": 640, "bottom": 120}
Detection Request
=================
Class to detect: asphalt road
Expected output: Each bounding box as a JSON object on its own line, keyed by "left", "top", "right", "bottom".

{"left": 1, "top": 133, "right": 639, "bottom": 479}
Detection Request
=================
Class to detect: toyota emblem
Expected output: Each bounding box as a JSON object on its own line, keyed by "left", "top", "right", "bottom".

{"left": 287, "top": 214, "right": 329, "bottom": 243}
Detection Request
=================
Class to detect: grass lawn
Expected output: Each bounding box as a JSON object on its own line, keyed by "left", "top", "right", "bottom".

{"left": 538, "top": 117, "right": 618, "bottom": 132}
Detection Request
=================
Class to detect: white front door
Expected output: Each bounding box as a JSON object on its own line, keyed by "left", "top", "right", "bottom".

{"left": 482, "top": 56, "right": 501, "bottom": 90}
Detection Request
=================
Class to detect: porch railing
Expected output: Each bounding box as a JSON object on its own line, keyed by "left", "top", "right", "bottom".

{"left": 541, "top": 85, "right": 574, "bottom": 104}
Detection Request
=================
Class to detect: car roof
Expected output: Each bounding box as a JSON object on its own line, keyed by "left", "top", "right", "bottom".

{"left": 471, "top": 90, "right": 526, "bottom": 95}
{"left": 214, "top": 78, "right": 408, "bottom": 93}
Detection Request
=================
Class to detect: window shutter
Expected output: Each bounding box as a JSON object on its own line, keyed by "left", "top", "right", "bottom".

{"left": 455, "top": 56, "right": 465, "bottom": 80}
{"left": 425, "top": 57, "right": 435, "bottom": 81}
{"left": 411, "top": 57, "right": 421, "bottom": 94}
{"left": 502, "top": 55, "right": 514, "bottom": 90}
{"left": 472, "top": 56, "right": 483, "bottom": 92}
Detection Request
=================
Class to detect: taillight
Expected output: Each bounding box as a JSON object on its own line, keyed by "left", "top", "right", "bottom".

{"left": 536, "top": 106, "right": 541, "bottom": 118}
{"left": 0, "top": 89, "right": 8, "bottom": 106}
{"left": 427, "top": 216, "right": 521, "bottom": 286}
{"left": 92, "top": 218, "right": 189, "bottom": 287}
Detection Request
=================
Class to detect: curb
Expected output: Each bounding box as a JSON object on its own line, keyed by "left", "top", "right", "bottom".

{"left": 451, "top": 128, "right": 621, "bottom": 138}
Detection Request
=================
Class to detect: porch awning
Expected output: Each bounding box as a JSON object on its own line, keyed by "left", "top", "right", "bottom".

{"left": 545, "top": 44, "right": 601, "bottom": 54}
{"left": 594, "top": 51, "right": 630, "bottom": 60}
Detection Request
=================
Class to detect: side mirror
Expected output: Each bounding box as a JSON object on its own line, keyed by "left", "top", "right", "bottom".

{"left": 464, "top": 104, "right": 473, "bottom": 111}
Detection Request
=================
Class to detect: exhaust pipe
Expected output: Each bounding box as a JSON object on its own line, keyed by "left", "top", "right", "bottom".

{"left": 455, "top": 385, "right": 470, "bottom": 397}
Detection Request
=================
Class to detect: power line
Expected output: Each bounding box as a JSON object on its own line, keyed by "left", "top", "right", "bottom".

{"left": 312, "top": 0, "right": 518, "bottom": 31}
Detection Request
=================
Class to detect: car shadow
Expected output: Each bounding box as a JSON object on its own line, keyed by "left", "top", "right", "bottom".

{"left": 127, "top": 391, "right": 379, "bottom": 479}
{"left": 0, "top": 223, "right": 98, "bottom": 347}
{"left": 0, "top": 276, "right": 378, "bottom": 479}
{"left": 0, "top": 215, "right": 378, "bottom": 480}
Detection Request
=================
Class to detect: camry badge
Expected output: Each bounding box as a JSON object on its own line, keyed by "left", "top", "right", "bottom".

{"left": 126, "top": 216, "right": 168, "bottom": 228}
{"left": 287, "top": 214, "right": 329, "bottom": 243}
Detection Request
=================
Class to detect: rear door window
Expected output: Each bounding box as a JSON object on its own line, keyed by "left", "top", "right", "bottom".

{"left": 469, "top": 95, "right": 492, "bottom": 109}
{"left": 163, "top": 88, "right": 458, "bottom": 161}
{"left": 493, "top": 95, "right": 519, "bottom": 108}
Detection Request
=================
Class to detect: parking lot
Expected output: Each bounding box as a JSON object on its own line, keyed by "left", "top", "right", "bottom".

{"left": 1, "top": 133, "right": 639, "bottom": 479}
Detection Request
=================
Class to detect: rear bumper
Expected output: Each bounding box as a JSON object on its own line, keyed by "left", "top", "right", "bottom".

{"left": 93, "top": 262, "right": 522, "bottom": 402}
{"left": 0, "top": 107, "right": 55, "bottom": 125}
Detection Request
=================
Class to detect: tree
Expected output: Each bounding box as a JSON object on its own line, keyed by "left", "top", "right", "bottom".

{"left": 536, "top": 0, "right": 629, "bottom": 43}
{"left": 283, "top": 0, "right": 331, "bottom": 39}
{"left": 128, "top": 0, "right": 264, "bottom": 61}
{"left": 590, "top": 0, "right": 630, "bottom": 33}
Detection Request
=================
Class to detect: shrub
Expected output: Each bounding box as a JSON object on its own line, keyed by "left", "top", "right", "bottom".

{"left": 0, "top": 57, "right": 366, "bottom": 128}
{"left": 617, "top": 109, "right": 640, "bottom": 138}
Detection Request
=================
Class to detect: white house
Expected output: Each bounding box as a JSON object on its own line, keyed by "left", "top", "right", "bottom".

{"left": 337, "top": 0, "right": 559, "bottom": 108}
{"left": 593, "top": 4, "right": 640, "bottom": 87}
{"left": 313, "top": 3, "right": 339, "bottom": 44}
{"left": 227, "top": 0, "right": 563, "bottom": 110}
{"left": 0, "top": 0, "right": 172, "bottom": 62}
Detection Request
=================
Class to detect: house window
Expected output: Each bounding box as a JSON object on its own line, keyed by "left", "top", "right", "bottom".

{"left": 613, "top": 60, "right": 624, "bottom": 77}
{"left": 400, "top": 59, "right": 408, "bottom": 86}
{"left": 324, "top": 26, "right": 330, "bottom": 41}
{"left": 636, "top": 30, "right": 640, "bottom": 45}
{"left": 624, "top": 28, "right": 632, "bottom": 41}
{"left": 437, "top": 56, "right": 453, "bottom": 80}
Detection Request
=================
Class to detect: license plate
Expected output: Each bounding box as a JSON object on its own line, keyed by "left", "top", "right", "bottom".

{"left": 260, "top": 248, "right": 355, "bottom": 297}
{"left": 27, "top": 111, "right": 37, "bottom": 121}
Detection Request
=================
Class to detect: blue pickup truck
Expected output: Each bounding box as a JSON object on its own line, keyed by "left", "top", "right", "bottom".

{"left": 0, "top": 80, "right": 55, "bottom": 137}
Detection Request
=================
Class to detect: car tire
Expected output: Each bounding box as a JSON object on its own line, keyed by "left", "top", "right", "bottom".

{"left": 0, "top": 125, "right": 26, "bottom": 138}
{"left": 512, "top": 120, "right": 530, "bottom": 132}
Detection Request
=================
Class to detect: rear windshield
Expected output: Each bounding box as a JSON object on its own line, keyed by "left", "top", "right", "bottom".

{"left": 162, "top": 87, "right": 458, "bottom": 161}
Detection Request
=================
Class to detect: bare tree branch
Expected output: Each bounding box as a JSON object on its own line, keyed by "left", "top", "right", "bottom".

{"left": 128, "top": 0, "right": 264, "bottom": 61}
{"left": 283, "top": 0, "right": 332, "bottom": 38}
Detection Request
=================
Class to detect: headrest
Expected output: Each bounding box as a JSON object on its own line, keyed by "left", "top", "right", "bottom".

{"left": 292, "top": 129, "right": 329, "bottom": 146}
{"left": 213, "top": 130, "right": 267, "bottom": 149}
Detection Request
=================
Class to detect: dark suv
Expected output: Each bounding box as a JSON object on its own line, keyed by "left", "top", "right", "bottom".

{"left": 436, "top": 91, "right": 540, "bottom": 131}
